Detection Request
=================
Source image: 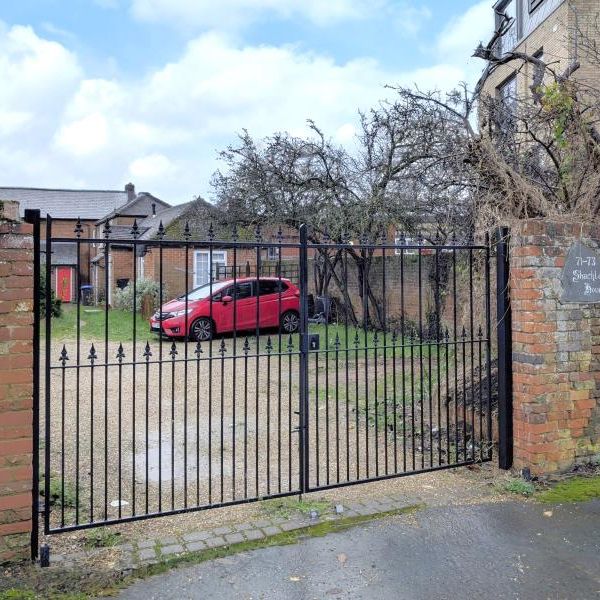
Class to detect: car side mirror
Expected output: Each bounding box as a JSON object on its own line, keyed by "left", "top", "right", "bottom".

{"left": 222, "top": 295, "right": 233, "bottom": 304}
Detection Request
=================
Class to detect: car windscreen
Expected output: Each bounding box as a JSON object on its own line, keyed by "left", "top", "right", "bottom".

{"left": 183, "top": 281, "right": 229, "bottom": 301}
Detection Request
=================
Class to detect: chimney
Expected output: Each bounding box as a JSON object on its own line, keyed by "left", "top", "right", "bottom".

{"left": 125, "top": 182, "right": 135, "bottom": 202}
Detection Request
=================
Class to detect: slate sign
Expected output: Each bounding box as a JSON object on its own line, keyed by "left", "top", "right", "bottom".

{"left": 561, "top": 241, "right": 600, "bottom": 303}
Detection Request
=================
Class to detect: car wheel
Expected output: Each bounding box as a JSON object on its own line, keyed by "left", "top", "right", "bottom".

{"left": 191, "top": 318, "right": 213, "bottom": 342}
{"left": 280, "top": 310, "right": 300, "bottom": 334}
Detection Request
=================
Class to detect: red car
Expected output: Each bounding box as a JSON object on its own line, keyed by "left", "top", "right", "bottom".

{"left": 150, "top": 277, "right": 301, "bottom": 341}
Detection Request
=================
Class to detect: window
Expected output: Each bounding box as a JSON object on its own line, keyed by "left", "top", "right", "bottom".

{"left": 529, "top": 0, "right": 544, "bottom": 13}
{"left": 193, "top": 250, "right": 227, "bottom": 287}
{"left": 495, "top": 0, "right": 518, "bottom": 55}
{"left": 186, "top": 281, "right": 228, "bottom": 301}
{"left": 496, "top": 74, "right": 517, "bottom": 135}
{"left": 533, "top": 48, "right": 544, "bottom": 89}
{"left": 224, "top": 282, "right": 254, "bottom": 300}
{"left": 498, "top": 74, "right": 517, "bottom": 106}
{"left": 394, "top": 235, "right": 418, "bottom": 256}
{"left": 258, "top": 280, "right": 288, "bottom": 295}
{"left": 266, "top": 246, "right": 280, "bottom": 261}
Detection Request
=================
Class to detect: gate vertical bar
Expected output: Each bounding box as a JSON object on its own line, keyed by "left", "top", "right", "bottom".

{"left": 24, "top": 209, "right": 40, "bottom": 560}
{"left": 496, "top": 227, "right": 513, "bottom": 470}
{"left": 43, "top": 215, "right": 52, "bottom": 534}
{"left": 298, "top": 224, "right": 310, "bottom": 492}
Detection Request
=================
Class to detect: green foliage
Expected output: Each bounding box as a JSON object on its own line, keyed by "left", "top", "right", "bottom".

{"left": 40, "top": 473, "right": 77, "bottom": 509}
{"left": 0, "top": 592, "right": 86, "bottom": 600}
{"left": 0, "top": 591, "right": 37, "bottom": 600}
{"left": 84, "top": 529, "right": 121, "bottom": 549}
{"left": 112, "top": 278, "right": 167, "bottom": 313}
{"left": 44, "top": 305, "right": 149, "bottom": 342}
{"left": 261, "top": 497, "right": 332, "bottom": 519}
{"left": 537, "top": 476, "right": 600, "bottom": 504}
{"left": 541, "top": 83, "right": 575, "bottom": 149}
{"left": 502, "top": 478, "right": 536, "bottom": 497}
{"left": 40, "top": 270, "right": 62, "bottom": 318}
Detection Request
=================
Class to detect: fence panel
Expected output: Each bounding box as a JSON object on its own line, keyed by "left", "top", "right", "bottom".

{"left": 36, "top": 218, "right": 494, "bottom": 535}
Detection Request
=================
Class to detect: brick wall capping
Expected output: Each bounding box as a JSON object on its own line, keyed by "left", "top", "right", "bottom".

{"left": 0, "top": 200, "right": 21, "bottom": 224}
{"left": 514, "top": 219, "right": 600, "bottom": 242}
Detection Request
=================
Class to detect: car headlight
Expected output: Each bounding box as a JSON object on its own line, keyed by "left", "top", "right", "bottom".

{"left": 172, "top": 309, "right": 193, "bottom": 317}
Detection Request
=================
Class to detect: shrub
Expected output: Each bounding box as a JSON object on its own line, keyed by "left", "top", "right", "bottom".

{"left": 39, "top": 270, "right": 62, "bottom": 318}
{"left": 112, "top": 278, "right": 167, "bottom": 313}
{"left": 502, "top": 478, "right": 536, "bottom": 497}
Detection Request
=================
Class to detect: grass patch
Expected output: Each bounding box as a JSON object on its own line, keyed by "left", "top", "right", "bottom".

{"left": 40, "top": 474, "right": 77, "bottom": 509}
{"left": 83, "top": 529, "right": 122, "bottom": 549}
{"left": 261, "top": 496, "right": 332, "bottom": 519}
{"left": 501, "top": 478, "right": 536, "bottom": 497}
{"left": 537, "top": 476, "right": 600, "bottom": 504}
{"left": 0, "top": 591, "right": 86, "bottom": 600}
{"left": 42, "top": 305, "right": 149, "bottom": 342}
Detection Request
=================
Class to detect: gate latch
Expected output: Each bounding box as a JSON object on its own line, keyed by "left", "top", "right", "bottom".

{"left": 308, "top": 334, "right": 320, "bottom": 351}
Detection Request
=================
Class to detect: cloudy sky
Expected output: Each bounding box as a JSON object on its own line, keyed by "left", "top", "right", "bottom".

{"left": 0, "top": 0, "right": 493, "bottom": 204}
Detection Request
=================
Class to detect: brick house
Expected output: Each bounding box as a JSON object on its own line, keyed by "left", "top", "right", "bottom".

{"left": 479, "top": 0, "right": 600, "bottom": 119}
{"left": 126, "top": 199, "right": 301, "bottom": 301}
{"left": 0, "top": 184, "right": 168, "bottom": 303}
{"left": 90, "top": 191, "right": 170, "bottom": 304}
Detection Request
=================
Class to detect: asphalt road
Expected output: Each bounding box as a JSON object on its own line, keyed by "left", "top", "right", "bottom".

{"left": 118, "top": 500, "right": 600, "bottom": 600}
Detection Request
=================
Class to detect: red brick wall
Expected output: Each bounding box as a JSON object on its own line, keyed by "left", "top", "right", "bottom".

{"left": 511, "top": 220, "right": 600, "bottom": 475}
{"left": 0, "top": 201, "right": 33, "bottom": 563}
{"left": 41, "top": 218, "right": 95, "bottom": 285}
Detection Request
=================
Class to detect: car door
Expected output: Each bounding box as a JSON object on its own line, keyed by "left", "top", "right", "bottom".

{"left": 227, "top": 281, "right": 255, "bottom": 332}
{"left": 257, "top": 280, "right": 284, "bottom": 328}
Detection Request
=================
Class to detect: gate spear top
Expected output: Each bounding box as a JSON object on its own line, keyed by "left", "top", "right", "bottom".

{"left": 88, "top": 344, "right": 98, "bottom": 363}
{"left": 59, "top": 345, "right": 69, "bottom": 366}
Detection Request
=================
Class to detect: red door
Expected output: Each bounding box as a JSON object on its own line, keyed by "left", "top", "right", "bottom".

{"left": 56, "top": 267, "right": 72, "bottom": 303}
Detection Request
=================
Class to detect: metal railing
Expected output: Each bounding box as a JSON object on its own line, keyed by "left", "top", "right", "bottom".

{"left": 31, "top": 216, "right": 499, "bottom": 545}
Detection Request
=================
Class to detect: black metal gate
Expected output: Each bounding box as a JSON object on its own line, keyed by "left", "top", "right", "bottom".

{"left": 30, "top": 213, "right": 499, "bottom": 546}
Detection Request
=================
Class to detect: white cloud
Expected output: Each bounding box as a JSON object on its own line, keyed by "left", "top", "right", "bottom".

{"left": 54, "top": 113, "right": 109, "bottom": 156}
{"left": 0, "top": 111, "right": 32, "bottom": 136}
{"left": 94, "top": 0, "right": 120, "bottom": 8}
{"left": 129, "top": 153, "right": 175, "bottom": 179}
{"left": 131, "top": 0, "right": 372, "bottom": 29}
{"left": 438, "top": 0, "right": 492, "bottom": 58}
{"left": 395, "top": 5, "right": 432, "bottom": 37}
{"left": 436, "top": 0, "right": 493, "bottom": 83}
{"left": 129, "top": 0, "right": 432, "bottom": 32}
{"left": 0, "top": 4, "right": 489, "bottom": 202}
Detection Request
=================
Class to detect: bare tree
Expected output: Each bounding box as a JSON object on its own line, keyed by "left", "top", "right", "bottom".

{"left": 211, "top": 103, "right": 471, "bottom": 330}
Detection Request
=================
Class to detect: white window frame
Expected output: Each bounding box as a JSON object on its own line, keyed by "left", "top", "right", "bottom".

{"left": 529, "top": 0, "right": 544, "bottom": 13}
{"left": 194, "top": 250, "right": 228, "bottom": 288}
{"left": 495, "top": 0, "right": 519, "bottom": 55}
{"left": 266, "top": 246, "right": 280, "bottom": 261}
{"left": 394, "top": 235, "right": 418, "bottom": 256}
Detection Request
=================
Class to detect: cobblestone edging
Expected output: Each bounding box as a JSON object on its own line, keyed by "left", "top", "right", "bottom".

{"left": 47, "top": 494, "right": 421, "bottom": 571}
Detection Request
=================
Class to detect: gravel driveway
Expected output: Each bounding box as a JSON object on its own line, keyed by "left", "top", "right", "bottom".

{"left": 42, "top": 331, "right": 487, "bottom": 531}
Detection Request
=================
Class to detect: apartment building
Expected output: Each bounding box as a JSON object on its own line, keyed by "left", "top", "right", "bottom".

{"left": 480, "top": 0, "right": 599, "bottom": 107}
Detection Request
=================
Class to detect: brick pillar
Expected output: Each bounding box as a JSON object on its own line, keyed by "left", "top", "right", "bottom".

{"left": 511, "top": 220, "right": 600, "bottom": 476}
{"left": 0, "top": 200, "right": 34, "bottom": 563}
